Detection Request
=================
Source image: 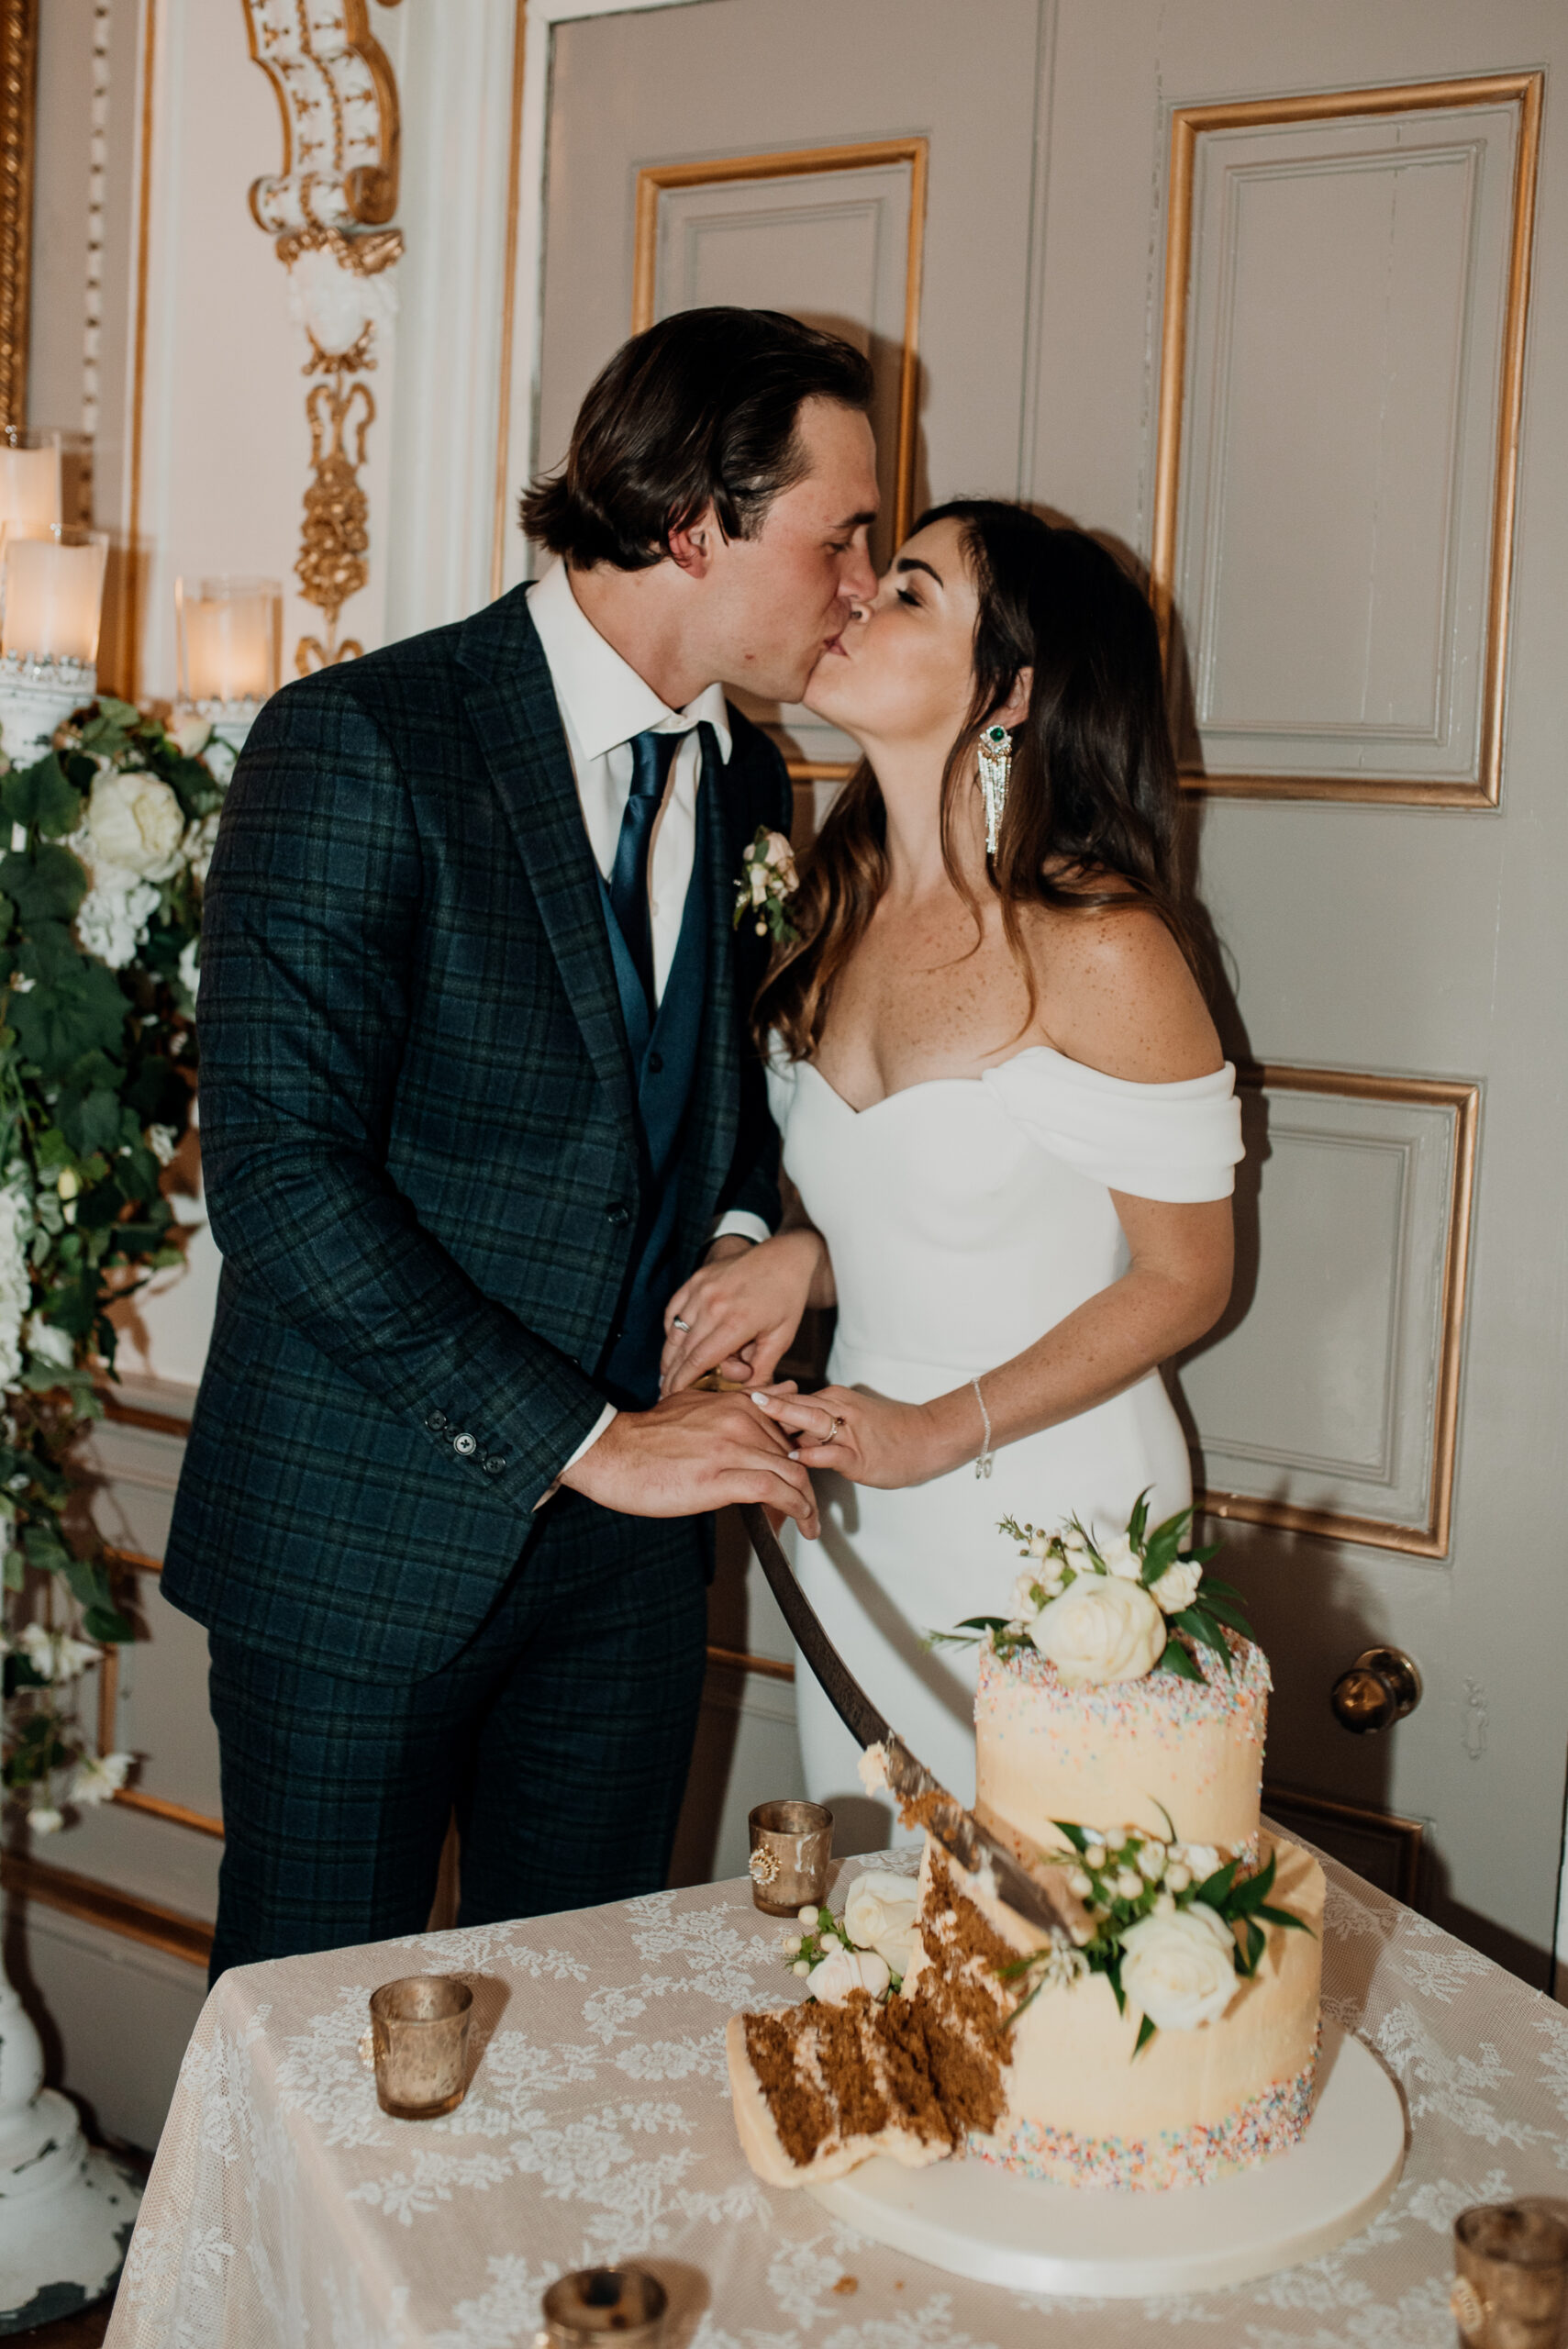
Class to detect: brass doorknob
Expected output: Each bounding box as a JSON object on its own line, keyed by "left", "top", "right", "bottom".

{"left": 1330, "top": 1647, "right": 1422, "bottom": 1735}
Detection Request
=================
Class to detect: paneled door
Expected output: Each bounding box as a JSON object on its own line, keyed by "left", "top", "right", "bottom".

{"left": 525, "top": 0, "right": 1568, "bottom": 1980}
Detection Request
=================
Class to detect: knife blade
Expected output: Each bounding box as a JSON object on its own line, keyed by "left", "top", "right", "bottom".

{"left": 738, "top": 1502, "right": 1081, "bottom": 1942}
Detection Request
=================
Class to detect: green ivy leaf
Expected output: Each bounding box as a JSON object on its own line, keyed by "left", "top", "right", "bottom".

{"left": 12, "top": 946, "right": 128, "bottom": 1074}
{"left": 1193, "top": 1858, "right": 1239, "bottom": 1909}
{"left": 1133, "top": 2012, "right": 1157, "bottom": 2057}
{"left": 1155, "top": 1636, "right": 1203, "bottom": 1681}
{"left": 0, "top": 843, "right": 88, "bottom": 923}
{"left": 82, "top": 1603, "right": 134, "bottom": 1644}
{"left": 1255, "top": 1905, "right": 1313, "bottom": 1934}
{"left": 57, "top": 1084, "right": 123, "bottom": 1159}
{"left": 2, "top": 753, "right": 83, "bottom": 840}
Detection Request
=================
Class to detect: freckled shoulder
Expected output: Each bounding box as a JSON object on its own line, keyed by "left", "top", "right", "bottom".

{"left": 1026, "top": 898, "right": 1222, "bottom": 1085}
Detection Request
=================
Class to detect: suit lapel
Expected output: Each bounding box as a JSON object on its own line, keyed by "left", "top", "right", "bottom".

{"left": 456, "top": 590, "right": 637, "bottom": 1135}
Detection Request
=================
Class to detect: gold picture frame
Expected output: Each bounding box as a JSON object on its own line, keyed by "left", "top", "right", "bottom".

{"left": 0, "top": 0, "right": 36, "bottom": 430}
{"left": 1195, "top": 1066, "right": 1481, "bottom": 1557}
{"left": 1151, "top": 73, "right": 1543, "bottom": 808}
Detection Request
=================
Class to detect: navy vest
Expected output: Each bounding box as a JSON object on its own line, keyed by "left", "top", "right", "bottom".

{"left": 596, "top": 756, "right": 714, "bottom": 1408}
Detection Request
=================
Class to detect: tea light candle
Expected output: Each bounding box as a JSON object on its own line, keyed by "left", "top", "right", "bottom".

{"left": 0, "top": 526, "right": 108, "bottom": 663}
{"left": 176, "top": 576, "right": 282, "bottom": 707}
{"left": 0, "top": 435, "right": 61, "bottom": 531}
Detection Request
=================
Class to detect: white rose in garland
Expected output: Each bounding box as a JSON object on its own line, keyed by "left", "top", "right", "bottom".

{"left": 806, "top": 1944, "right": 892, "bottom": 2004}
{"left": 1150, "top": 1557, "right": 1203, "bottom": 1615}
{"left": 85, "top": 767, "right": 185, "bottom": 880}
{"left": 1118, "top": 1902, "right": 1238, "bottom": 2032}
{"left": 1031, "top": 1574, "right": 1165, "bottom": 1685}
{"left": 842, "top": 1867, "right": 920, "bottom": 1978}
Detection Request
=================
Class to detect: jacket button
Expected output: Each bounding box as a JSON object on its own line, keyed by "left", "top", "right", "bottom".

{"left": 483, "top": 1455, "right": 506, "bottom": 1475}
{"left": 426, "top": 1410, "right": 448, "bottom": 1431}
{"left": 606, "top": 1203, "right": 630, "bottom": 1227}
{"left": 453, "top": 1431, "right": 477, "bottom": 1456}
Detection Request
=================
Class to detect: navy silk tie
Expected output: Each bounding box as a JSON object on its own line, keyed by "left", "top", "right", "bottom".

{"left": 609, "top": 728, "right": 682, "bottom": 1008}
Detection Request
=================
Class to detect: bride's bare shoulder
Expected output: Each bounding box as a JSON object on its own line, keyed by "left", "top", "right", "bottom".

{"left": 1023, "top": 885, "right": 1222, "bottom": 1085}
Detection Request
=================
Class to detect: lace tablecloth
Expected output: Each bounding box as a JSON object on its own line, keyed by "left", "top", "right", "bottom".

{"left": 107, "top": 1846, "right": 1568, "bottom": 2348}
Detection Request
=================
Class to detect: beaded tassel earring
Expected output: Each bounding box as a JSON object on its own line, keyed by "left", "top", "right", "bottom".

{"left": 977, "top": 723, "right": 1013, "bottom": 856}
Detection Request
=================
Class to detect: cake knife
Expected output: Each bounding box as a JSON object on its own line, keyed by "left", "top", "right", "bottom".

{"left": 738, "top": 1502, "right": 1082, "bottom": 1942}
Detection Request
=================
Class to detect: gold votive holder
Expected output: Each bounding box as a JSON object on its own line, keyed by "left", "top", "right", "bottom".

{"left": 368, "top": 1975, "right": 473, "bottom": 2120}
{"left": 1452, "top": 2202, "right": 1568, "bottom": 2347}
{"left": 748, "top": 1798, "right": 833, "bottom": 1917}
{"left": 537, "top": 2266, "right": 667, "bottom": 2346}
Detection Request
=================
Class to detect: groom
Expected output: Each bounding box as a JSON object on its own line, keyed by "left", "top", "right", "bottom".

{"left": 163, "top": 307, "right": 878, "bottom": 1976}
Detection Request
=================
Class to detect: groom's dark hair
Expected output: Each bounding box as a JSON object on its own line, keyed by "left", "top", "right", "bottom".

{"left": 521, "top": 307, "right": 873, "bottom": 572}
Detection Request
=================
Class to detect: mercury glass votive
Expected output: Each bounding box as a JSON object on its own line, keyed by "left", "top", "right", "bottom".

{"left": 537, "top": 2266, "right": 667, "bottom": 2347}
{"left": 748, "top": 1798, "right": 833, "bottom": 1916}
{"left": 367, "top": 1975, "right": 473, "bottom": 2120}
{"left": 1452, "top": 2202, "right": 1568, "bottom": 2348}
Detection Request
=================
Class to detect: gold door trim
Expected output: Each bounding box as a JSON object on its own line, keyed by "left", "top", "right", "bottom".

{"left": 1195, "top": 1065, "right": 1481, "bottom": 1557}
{"left": 489, "top": 0, "right": 531, "bottom": 603}
{"left": 631, "top": 136, "right": 929, "bottom": 552}
{"left": 2, "top": 1851, "right": 213, "bottom": 1968}
{"left": 1151, "top": 72, "right": 1543, "bottom": 809}
{"left": 0, "top": 0, "right": 36, "bottom": 429}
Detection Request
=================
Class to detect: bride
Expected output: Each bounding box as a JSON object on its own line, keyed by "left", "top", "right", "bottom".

{"left": 662, "top": 501, "right": 1241, "bottom": 1822}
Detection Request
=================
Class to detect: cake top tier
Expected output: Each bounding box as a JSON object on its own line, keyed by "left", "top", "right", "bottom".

{"left": 975, "top": 1629, "right": 1271, "bottom": 1861}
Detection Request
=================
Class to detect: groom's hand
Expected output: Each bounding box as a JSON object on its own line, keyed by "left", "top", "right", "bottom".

{"left": 558, "top": 1387, "right": 820, "bottom": 1537}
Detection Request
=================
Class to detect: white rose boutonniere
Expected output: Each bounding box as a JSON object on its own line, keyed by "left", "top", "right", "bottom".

{"left": 86, "top": 769, "right": 185, "bottom": 880}
{"left": 806, "top": 1944, "right": 892, "bottom": 2005}
{"left": 1118, "top": 1903, "right": 1238, "bottom": 2032}
{"left": 733, "top": 825, "right": 800, "bottom": 944}
{"left": 1031, "top": 1575, "right": 1165, "bottom": 1684}
{"left": 842, "top": 1867, "right": 919, "bottom": 1979}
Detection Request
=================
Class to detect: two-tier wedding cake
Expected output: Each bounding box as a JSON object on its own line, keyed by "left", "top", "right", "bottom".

{"left": 728, "top": 1502, "right": 1324, "bottom": 2194}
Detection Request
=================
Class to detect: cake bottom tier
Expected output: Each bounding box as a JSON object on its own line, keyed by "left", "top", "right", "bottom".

{"left": 955, "top": 1836, "right": 1326, "bottom": 2192}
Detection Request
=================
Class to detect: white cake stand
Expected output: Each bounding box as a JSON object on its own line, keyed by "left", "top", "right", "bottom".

{"left": 806, "top": 2024, "right": 1405, "bottom": 2299}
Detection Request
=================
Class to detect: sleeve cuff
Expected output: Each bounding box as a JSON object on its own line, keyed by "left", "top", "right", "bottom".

{"left": 532, "top": 1402, "right": 618, "bottom": 1513}
{"left": 708, "top": 1211, "right": 771, "bottom": 1248}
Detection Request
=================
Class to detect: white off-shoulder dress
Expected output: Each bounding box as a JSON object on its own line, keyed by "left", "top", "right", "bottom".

{"left": 767, "top": 1046, "right": 1244, "bottom": 1831}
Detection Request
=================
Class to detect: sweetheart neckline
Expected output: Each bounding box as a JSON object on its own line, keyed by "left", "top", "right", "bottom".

{"left": 795, "top": 1046, "right": 1235, "bottom": 1119}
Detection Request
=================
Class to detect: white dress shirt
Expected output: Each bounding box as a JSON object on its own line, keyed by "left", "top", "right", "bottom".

{"left": 526, "top": 562, "right": 770, "bottom": 1483}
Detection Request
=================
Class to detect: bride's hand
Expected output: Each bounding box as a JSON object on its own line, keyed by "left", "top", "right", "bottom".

{"left": 749, "top": 1383, "right": 938, "bottom": 1490}
{"left": 662, "top": 1228, "right": 826, "bottom": 1395}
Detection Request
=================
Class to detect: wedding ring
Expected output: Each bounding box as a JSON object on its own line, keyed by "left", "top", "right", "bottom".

{"left": 673, "top": 1316, "right": 692, "bottom": 1333}
{"left": 828, "top": 1415, "right": 843, "bottom": 1437}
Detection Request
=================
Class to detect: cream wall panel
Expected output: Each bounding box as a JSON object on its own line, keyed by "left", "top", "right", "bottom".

{"left": 1183, "top": 1086, "right": 1462, "bottom": 1529}
{"left": 1175, "top": 104, "right": 1518, "bottom": 782}
{"left": 19, "top": 1907, "right": 206, "bottom": 2154}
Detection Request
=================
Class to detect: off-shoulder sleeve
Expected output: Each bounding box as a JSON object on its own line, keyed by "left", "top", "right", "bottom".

{"left": 982, "top": 1048, "right": 1243, "bottom": 1201}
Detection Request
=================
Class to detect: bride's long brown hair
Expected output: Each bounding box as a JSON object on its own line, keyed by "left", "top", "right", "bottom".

{"left": 756, "top": 500, "right": 1198, "bottom": 1063}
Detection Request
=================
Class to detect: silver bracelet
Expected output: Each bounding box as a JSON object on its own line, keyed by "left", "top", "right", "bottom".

{"left": 972, "top": 1375, "right": 994, "bottom": 1480}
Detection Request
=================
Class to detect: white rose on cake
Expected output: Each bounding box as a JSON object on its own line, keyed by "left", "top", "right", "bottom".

{"left": 842, "top": 1868, "right": 919, "bottom": 1978}
{"left": 1150, "top": 1557, "right": 1202, "bottom": 1615}
{"left": 1032, "top": 1575, "right": 1165, "bottom": 1684}
{"left": 1118, "top": 1903, "right": 1237, "bottom": 2031}
{"left": 86, "top": 770, "right": 184, "bottom": 880}
{"left": 806, "top": 1945, "right": 891, "bottom": 2004}
{"left": 1095, "top": 1532, "right": 1143, "bottom": 1580}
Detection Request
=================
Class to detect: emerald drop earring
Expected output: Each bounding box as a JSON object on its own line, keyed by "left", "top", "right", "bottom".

{"left": 978, "top": 723, "right": 1013, "bottom": 856}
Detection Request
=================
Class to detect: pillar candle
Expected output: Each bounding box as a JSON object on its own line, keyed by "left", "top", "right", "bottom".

{"left": 1, "top": 530, "right": 107, "bottom": 663}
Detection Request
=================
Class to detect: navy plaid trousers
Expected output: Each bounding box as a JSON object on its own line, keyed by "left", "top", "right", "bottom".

{"left": 206, "top": 1489, "right": 707, "bottom": 1982}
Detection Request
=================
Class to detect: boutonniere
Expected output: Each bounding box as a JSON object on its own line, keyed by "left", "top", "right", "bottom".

{"left": 733, "top": 825, "right": 801, "bottom": 944}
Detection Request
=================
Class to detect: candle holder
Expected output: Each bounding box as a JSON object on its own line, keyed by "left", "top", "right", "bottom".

{"left": 1452, "top": 2202, "right": 1568, "bottom": 2346}
{"left": 368, "top": 1975, "right": 473, "bottom": 2120}
{"left": 749, "top": 1798, "right": 834, "bottom": 1916}
{"left": 0, "top": 522, "right": 109, "bottom": 761}
{"left": 536, "top": 2266, "right": 667, "bottom": 2346}
{"left": 175, "top": 574, "right": 283, "bottom": 754}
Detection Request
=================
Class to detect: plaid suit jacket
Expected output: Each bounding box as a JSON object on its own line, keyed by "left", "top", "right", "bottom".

{"left": 161, "top": 586, "right": 791, "bottom": 1683}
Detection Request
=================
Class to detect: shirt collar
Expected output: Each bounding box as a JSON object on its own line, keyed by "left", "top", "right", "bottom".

{"left": 528, "top": 559, "right": 732, "bottom": 766}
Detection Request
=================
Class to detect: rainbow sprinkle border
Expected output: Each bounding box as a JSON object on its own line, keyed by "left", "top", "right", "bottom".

{"left": 969, "top": 2037, "right": 1319, "bottom": 2192}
